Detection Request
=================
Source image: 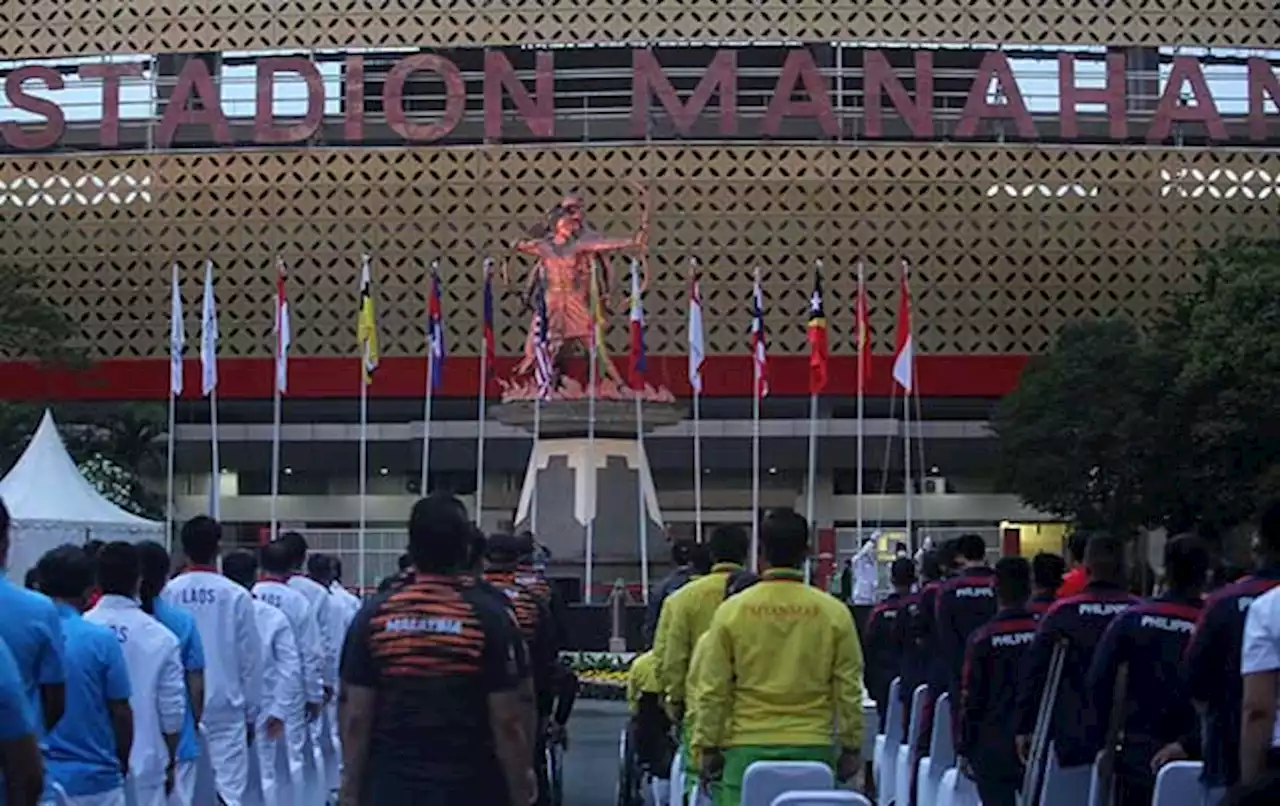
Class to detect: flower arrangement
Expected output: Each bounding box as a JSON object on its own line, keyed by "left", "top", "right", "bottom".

{"left": 564, "top": 651, "right": 633, "bottom": 700}
{"left": 78, "top": 453, "right": 152, "bottom": 517}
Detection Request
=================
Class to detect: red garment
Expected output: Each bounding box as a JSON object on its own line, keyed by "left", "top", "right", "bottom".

{"left": 87, "top": 588, "right": 102, "bottom": 608}
{"left": 1058, "top": 567, "right": 1089, "bottom": 598}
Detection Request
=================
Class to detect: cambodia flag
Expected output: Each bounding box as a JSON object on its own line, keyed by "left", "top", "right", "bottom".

{"left": 482, "top": 261, "right": 496, "bottom": 379}
{"left": 628, "top": 260, "right": 646, "bottom": 389}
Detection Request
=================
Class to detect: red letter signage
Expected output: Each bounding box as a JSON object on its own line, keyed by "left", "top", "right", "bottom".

{"left": 484, "top": 51, "right": 555, "bottom": 141}
{"left": 1247, "top": 57, "right": 1280, "bottom": 142}
{"left": 80, "top": 63, "right": 144, "bottom": 148}
{"left": 863, "top": 50, "right": 933, "bottom": 139}
{"left": 344, "top": 56, "right": 365, "bottom": 143}
{"left": 384, "top": 54, "right": 465, "bottom": 143}
{"left": 955, "top": 52, "right": 1035, "bottom": 139}
{"left": 157, "top": 59, "right": 232, "bottom": 148}
{"left": 1058, "top": 53, "right": 1127, "bottom": 140}
{"left": 1, "top": 66, "right": 66, "bottom": 151}
{"left": 631, "top": 49, "right": 738, "bottom": 137}
{"left": 762, "top": 49, "right": 838, "bottom": 138}
{"left": 1148, "top": 56, "right": 1227, "bottom": 143}
{"left": 254, "top": 56, "right": 325, "bottom": 145}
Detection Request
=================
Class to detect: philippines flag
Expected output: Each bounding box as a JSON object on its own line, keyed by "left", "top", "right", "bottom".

{"left": 428, "top": 261, "right": 446, "bottom": 391}
{"left": 482, "top": 259, "right": 496, "bottom": 379}
{"left": 688, "top": 259, "right": 705, "bottom": 395}
{"left": 751, "top": 273, "right": 769, "bottom": 398}
{"left": 533, "top": 277, "right": 554, "bottom": 399}
{"left": 275, "top": 257, "right": 291, "bottom": 395}
{"left": 892, "top": 260, "right": 914, "bottom": 393}
{"left": 628, "top": 259, "right": 646, "bottom": 389}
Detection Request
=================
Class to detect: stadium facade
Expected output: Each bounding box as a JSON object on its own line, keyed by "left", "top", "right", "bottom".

{"left": 1, "top": 2, "right": 1278, "bottom": 588}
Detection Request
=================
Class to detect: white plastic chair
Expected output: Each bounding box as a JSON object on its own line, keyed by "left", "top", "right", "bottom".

{"left": 935, "top": 768, "right": 982, "bottom": 806}
{"left": 916, "top": 692, "right": 955, "bottom": 806}
{"left": 1038, "top": 742, "right": 1094, "bottom": 806}
{"left": 669, "top": 747, "right": 685, "bottom": 806}
{"left": 873, "top": 678, "right": 903, "bottom": 791}
{"left": 771, "top": 791, "right": 872, "bottom": 805}
{"left": 1152, "top": 761, "right": 1204, "bottom": 806}
{"left": 740, "top": 760, "right": 835, "bottom": 806}
{"left": 894, "top": 684, "right": 930, "bottom": 806}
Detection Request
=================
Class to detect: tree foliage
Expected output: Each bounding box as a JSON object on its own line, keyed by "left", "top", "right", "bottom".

{"left": 0, "top": 264, "right": 81, "bottom": 363}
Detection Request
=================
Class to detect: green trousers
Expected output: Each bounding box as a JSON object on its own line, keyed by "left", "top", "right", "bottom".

{"left": 713, "top": 745, "right": 835, "bottom": 806}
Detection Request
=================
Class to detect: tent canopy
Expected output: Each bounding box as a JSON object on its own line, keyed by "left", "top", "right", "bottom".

{"left": 0, "top": 410, "right": 162, "bottom": 580}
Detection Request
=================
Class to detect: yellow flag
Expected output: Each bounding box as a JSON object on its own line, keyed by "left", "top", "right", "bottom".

{"left": 358, "top": 254, "right": 379, "bottom": 385}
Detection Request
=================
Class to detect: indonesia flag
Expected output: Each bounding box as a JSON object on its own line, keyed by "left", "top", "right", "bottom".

{"left": 275, "top": 258, "right": 291, "bottom": 395}
{"left": 892, "top": 260, "right": 914, "bottom": 393}
{"left": 688, "top": 259, "right": 705, "bottom": 395}
{"left": 482, "top": 259, "right": 496, "bottom": 379}
{"left": 628, "top": 260, "right": 646, "bottom": 389}
{"left": 751, "top": 273, "right": 769, "bottom": 398}
{"left": 428, "top": 261, "right": 446, "bottom": 391}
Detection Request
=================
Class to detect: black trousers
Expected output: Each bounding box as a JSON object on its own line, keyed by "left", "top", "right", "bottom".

{"left": 973, "top": 775, "right": 1019, "bottom": 806}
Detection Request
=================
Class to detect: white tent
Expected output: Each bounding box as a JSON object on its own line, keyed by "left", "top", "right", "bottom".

{"left": 0, "top": 410, "right": 163, "bottom": 581}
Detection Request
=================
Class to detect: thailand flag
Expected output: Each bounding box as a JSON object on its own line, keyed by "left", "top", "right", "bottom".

{"left": 482, "top": 259, "right": 496, "bottom": 378}
{"left": 628, "top": 260, "right": 646, "bottom": 390}
{"left": 751, "top": 273, "right": 769, "bottom": 398}
{"left": 428, "top": 261, "right": 446, "bottom": 391}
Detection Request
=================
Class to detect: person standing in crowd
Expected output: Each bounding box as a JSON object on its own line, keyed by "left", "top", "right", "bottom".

{"left": 834, "top": 558, "right": 852, "bottom": 602}
{"left": 86, "top": 543, "right": 185, "bottom": 806}
{"left": 692, "top": 508, "right": 864, "bottom": 806}
{"left": 136, "top": 542, "right": 205, "bottom": 806}
{"left": 646, "top": 539, "right": 698, "bottom": 643}
{"left": 625, "top": 648, "right": 673, "bottom": 806}
{"left": 862, "top": 557, "right": 915, "bottom": 730}
{"left": 935, "top": 533, "right": 998, "bottom": 710}
{"left": 1030, "top": 553, "right": 1067, "bottom": 616}
{"left": 162, "top": 517, "right": 261, "bottom": 806}
{"left": 0, "top": 500, "right": 65, "bottom": 735}
{"left": 1187, "top": 499, "right": 1280, "bottom": 797}
{"left": 894, "top": 550, "right": 943, "bottom": 727}
{"left": 1239, "top": 501, "right": 1280, "bottom": 787}
{"left": 326, "top": 557, "right": 362, "bottom": 620}
{"left": 1014, "top": 534, "right": 1139, "bottom": 773}
{"left": 957, "top": 556, "right": 1037, "bottom": 806}
{"left": 0, "top": 627, "right": 42, "bottom": 806}
{"left": 851, "top": 537, "right": 879, "bottom": 607}
{"left": 1058, "top": 531, "right": 1090, "bottom": 599}
{"left": 37, "top": 546, "right": 133, "bottom": 806}
{"left": 1087, "top": 534, "right": 1209, "bottom": 805}
{"left": 338, "top": 494, "right": 535, "bottom": 806}
{"left": 376, "top": 554, "right": 414, "bottom": 595}
{"left": 225, "top": 550, "right": 303, "bottom": 806}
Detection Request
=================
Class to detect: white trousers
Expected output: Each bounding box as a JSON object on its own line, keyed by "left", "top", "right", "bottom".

{"left": 201, "top": 715, "right": 250, "bottom": 806}
{"left": 42, "top": 785, "right": 126, "bottom": 806}
{"left": 254, "top": 721, "right": 305, "bottom": 806}
{"left": 127, "top": 780, "right": 166, "bottom": 806}
{"left": 165, "top": 760, "right": 197, "bottom": 806}
{"left": 309, "top": 707, "right": 340, "bottom": 793}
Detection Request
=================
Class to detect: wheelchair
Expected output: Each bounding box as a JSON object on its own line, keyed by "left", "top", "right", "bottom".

{"left": 545, "top": 724, "right": 566, "bottom": 806}
{"left": 617, "top": 723, "right": 646, "bottom": 806}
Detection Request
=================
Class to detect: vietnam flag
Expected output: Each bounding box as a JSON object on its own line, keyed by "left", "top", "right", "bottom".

{"left": 807, "top": 261, "right": 829, "bottom": 394}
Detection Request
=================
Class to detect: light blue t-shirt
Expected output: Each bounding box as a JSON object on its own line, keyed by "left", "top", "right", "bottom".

{"left": 151, "top": 598, "right": 205, "bottom": 762}
{"left": 0, "top": 636, "right": 36, "bottom": 806}
{"left": 43, "top": 603, "right": 132, "bottom": 797}
{"left": 0, "top": 575, "right": 65, "bottom": 732}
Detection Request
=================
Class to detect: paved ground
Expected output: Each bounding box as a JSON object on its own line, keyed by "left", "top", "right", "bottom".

{"left": 563, "top": 700, "right": 629, "bottom": 805}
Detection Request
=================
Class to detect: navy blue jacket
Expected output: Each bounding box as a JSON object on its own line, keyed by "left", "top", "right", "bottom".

{"left": 1184, "top": 570, "right": 1280, "bottom": 787}
{"left": 958, "top": 607, "right": 1038, "bottom": 775}
{"left": 863, "top": 591, "right": 908, "bottom": 710}
{"left": 1087, "top": 594, "right": 1204, "bottom": 778}
{"left": 934, "top": 566, "right": 998, "bottom": 701}
{"left": 1014, "top": 581, "right": 1140, "bottom": 767}
{"left": 1029, "top": 593, "right": 1056, "bottom": 618}
{"left": 895, "top": 580, "right": 943, "bottom": 704}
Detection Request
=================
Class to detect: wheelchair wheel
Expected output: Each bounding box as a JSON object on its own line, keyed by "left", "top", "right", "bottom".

{"left": 545, "top": 737, "right": 564, "bottom": 806}
{"left": 616, "top": 726, "right": 642, "bottom": 806}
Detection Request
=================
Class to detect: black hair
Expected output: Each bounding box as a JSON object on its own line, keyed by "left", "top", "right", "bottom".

{"left": 957, "top": 533, "right": 987, "bottom": 562}
{"left": 466, "top": 528, "right": 488, "bottom": 571}
{"left": 222, "top": 550, "right": 258, "bottom": 589}
{"left": 180, "top": 516, "right": 221, "bottom": 565}
{"left": 37, "top": 545, "right": 94, "bottom": 601}
{"left": 761, "top": 508, "right": 810, "bottom": 569}
{"left": 96, "top": 541, "right": 140, "bottom": 598}
{"left": 331, "top": 555, "right": 344, "bottom": 581}
{"left": 0, "top": 498, "right": 8, "bottom": 545}
{"left": 936, "top": 539, "right": 960, "bottom": 571}
{"left": 84, "top": 539, "right": 104, "bottom": 560}
{"left": 397, "top": 553, "right": 413, "bottom": 572}
{"left": 1031, "top": 552, "right": 1067, "bottom": 594}
{"left": 260, "top": 539, "right": 294, "bottom": 575}
{"left": 890, "top": 557, "right": 916, "bottom": 588}
{"left": 307, "top": 553, "right": 333, "bottom": 582}
{"left": 1259, "top": 499, "right": 1280, "bottom": 556}
{"left": 1067, "top": 530, "right": 1089, "bottom": 564}
{"left": 137, "top": 541, "right": 172, "bottom": 615}
{"left": 279, "top": 532, "right": 308, "bottom": 569}
{"left": 708, "top": 524, "right": 749, "bottom": 566}
{"left": 1084, "top": 533, "right": 1127, "bottom": 585}
{"left": 486, "top": 532, "right": 522, "bottom": 565}
{"left": 1164, "top": 534, "right": 1210, "bottom": 594}
{"left": 688, "top": 543, "right": 713, "bottom": 575}
{"left": 408, "top": 493, "right": 471, "bottom": 573}
{"left": 23, "top": 567, "right": 40, "bottom": 591}
{"left": 726, "top": 569, "right": 760, "bottom": 597}
{"left": 671, "top": 539, "right": 694, "bottom": 566}
{"left": 920, "top": 550, "right": 943, "bottom": 583}
{"left": 995, "top": 556, "right": 1032, "bottom": 606}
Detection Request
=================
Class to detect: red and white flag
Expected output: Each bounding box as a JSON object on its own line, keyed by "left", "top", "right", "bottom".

{"left": 892, "top": 260, "right": 913, "bottom": 393}
{"left": 688, "top": 259, "right": 705, "bottom": 395}
{"left": 751, "top": 271, "right": 769, "bottom": 398}
{"left": 275, "top": 257, "right": 292, "bottom": 394}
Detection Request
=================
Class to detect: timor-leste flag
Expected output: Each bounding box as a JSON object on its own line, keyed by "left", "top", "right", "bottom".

{"left": 807, "top": 263, "right": 829, "bottom": 394}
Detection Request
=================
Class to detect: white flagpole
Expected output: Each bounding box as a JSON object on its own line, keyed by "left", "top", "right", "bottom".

{"left": 804, "top": 259, "right": 822, "bottom": 585}
{"left": 201, "top": 259, "right": 220, "bottom": 521}
{"left": 166, "top": 389, "right": 177, "bottom": 551}
{"left": 531, "top": 394, "right": 541, "bottom": 534}
{"left": 585, "top": 278, "right": 599, "bottom": 604}
{"left": 902, "top": 260, "right": 914, "bottom": 552}
{"left": 476, "top": 258, "right": 493, "bottom": 527}
{"left": 856, "top": 261, "right": 866, "bottom": 549}
{"left": 167, "top": 263, "right": 182, "bottom": 552}
{"left": 689, "top": 258, "right": 704, "bottom": 543}
{"left": 420, "top": 260, "right": 439, "bottom": 497}
{"left": 270, "top": 258, "right": 284, "bottom": 543}
{"left": 632, "top": 260, "right": 650, "bottom": 604}
{"left": 750, "top": 267, "right": 762, "bottom": 573}
{"left": 209, "top": 390, "right": 220, "bottom": 519}
{"left": 359, "top": 374, "right": 368, "bottom": 591}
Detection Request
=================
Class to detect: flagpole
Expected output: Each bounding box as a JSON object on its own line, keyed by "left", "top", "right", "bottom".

{"left": 531, "top": 393, "right": 541, "bottom": 534}
{"left": 750, "top": 266, "right": 762, "bottom": 573}
{"left": 167, "top": 263, "right": 182, "bottom": 553}
{"left": 689, "top": 258, "right": 703, "bottom": 543}
{"left": 804, "top": 259, "right": 823, "bottom": 585}
{"left": 202, "top": 259, "right": 220, "bottom": 522}
{"left": 359, "top": 371, "right": 368, "bottom": 592}
{"left": 209, "top": 387, "right": 220, "bottom": 520}
{"left": 901, "top": 260, "right": 914, "bottom": 553}
{"left": 585, "top": 274, "right": 599, "bottom": 605}
{"left": 476, "top": 258, "right": 493, "bottom": 527}
{"left": 855, "top": 261, "right": 866, "bottom": 549}
{"left": 166, "top": 380, "right": 177, "bottom": 551}
{"left": 270, "top": 378, "right": 282, "bottom": 541}
{"left": 631, "top": 259, "right": 650, "bottom": 604}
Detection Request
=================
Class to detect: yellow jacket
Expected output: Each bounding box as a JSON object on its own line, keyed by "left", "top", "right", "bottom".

{"left": 650, "top": 572, "right": 702, "bottom": 693}
{"left": 683, "top": 632, "right": 713, "bottom": 769}
{"left": 627, "top": 650, "right": 661, "bottom": 715}
{"left": 660, "top": 563, "right": 743, "bottom": 709}
{"left": 690, "top": 568, "right": 865, "bottom": 750}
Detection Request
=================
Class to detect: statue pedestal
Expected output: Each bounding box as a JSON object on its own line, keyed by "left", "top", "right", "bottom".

{"left": 512, "top": 436, "right": 666, "bottom": 601}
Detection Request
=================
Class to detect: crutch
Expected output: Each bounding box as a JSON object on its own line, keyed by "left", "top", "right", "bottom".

{"left": 1021, "top": 639, "right": 1068, "bottom": 806}
{"left": 1095, "top": 663, "right": 1130, "bottom": 806}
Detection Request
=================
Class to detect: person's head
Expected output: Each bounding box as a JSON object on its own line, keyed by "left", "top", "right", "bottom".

{"left": 84, "top": 539, "right": 104, "bottom": 560}
{"left": 331, "top": 556, "right": 344, "bottom": 583}
{"left": 1067, "top": 530, "right": 1089, "bottom": 568}
{"left": 936, "top": 539, "right": 960, "bottom": 573}
{"left": 1084, "top": 534, "right": 1127, "bottom": 586}
{"left": 279, "top": 532, "right": 309, "bottom": 571}
{"left": 1164, "top": 534, "right": 1210, "bottom": 596}
{"left": 685, "top": 543, "right": 711, "bottom": 575}
{"left": 894, "top": 541, "right": 909, "bottom": 558}
{"left": 96, "top": 541, "right": 140, "bottom": 598}
{"left": 222, "top": 550, "right": 258, "bottom": 590}
{"left": 708, "top": 524, "right": 749, "bottom": 566}
{"left": 485, "top": 532, "right": 522, "bottom": 570}
{"left": 465, "top": 528, "right": 487, "bottom": 573}
{"left": 408, "top": 493, "right": 471, "bottom": 574}
{"left": 260, "top": 539, "right": 293, "bottom": 576}
{"left": 726, "top": 570, "right": 760, "bottom": 597}
{"left": 760, "top": 508, "right": 810, "bottom": 570}
{"left": 137, "top": 541, "right": 173, "bottom": 615}
{"left": 397, "top": 553, "right": 413, "bottom": 573}
{"left": 1258, "top": 499, "right": 1280, "bottom": 565}
{"left": 920, "top": 550, "right": 943, "bottom": 583}
{"left": 37, "top": 545, "right": 95, "bottom": 607}
{"left": 515, "top": 531, "right": 537, "bottom": 564}
{"left": 890, "top": 557, "right": 916, "bottom": 592}
{"left": 670, "top": 539, "right": 694, "bottom": 568}
{"left": 994, "top": 556, "right": 1032, "bottom": 609}
{"left": 180, "top": 516, "right": 221, "bottom": 566}
{"left": 307, "top": 552, "right": 334, "bottom": 584}
{"left": 1031, "top": 552, "right": 1067, "bottom": 597}
{"left": 956, "top": 533, "right": 988, "bottom": 566}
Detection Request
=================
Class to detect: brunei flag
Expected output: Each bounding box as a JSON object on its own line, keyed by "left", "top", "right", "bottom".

{"left": 358, "top": 254, "right": 379, "bottom": 386}
{"left": 807, "top": 262, "right": 829, "bottom": 394}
